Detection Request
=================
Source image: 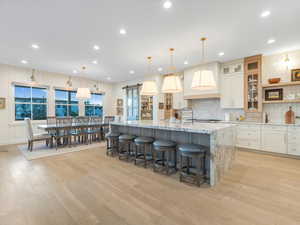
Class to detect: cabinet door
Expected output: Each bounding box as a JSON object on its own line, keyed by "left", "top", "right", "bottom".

{"left": 231, "top": 73, "right": 244, "bottom": 108}
{"left": 220, "top": 75, "right": 232, "bottom": 108}
{"left": 261, "top": 127, "right": 287, "bottom": 154}
{"left": 287, "top": 127, "right": 300, "bottom": 156}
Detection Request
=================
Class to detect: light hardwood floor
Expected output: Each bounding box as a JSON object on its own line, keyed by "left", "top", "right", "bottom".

{"left": 1, "top": 144, "right": 300, "bottom": 225}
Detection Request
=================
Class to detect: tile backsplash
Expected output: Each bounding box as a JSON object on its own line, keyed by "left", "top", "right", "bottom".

{"left": 191, "top": 99, "right": 300, "bottom": 124}
{"left": 191, "top": 99, "right": 244, "bottom": 121}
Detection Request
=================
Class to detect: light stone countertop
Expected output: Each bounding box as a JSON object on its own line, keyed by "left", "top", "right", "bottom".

{"left": 220, "top": 121, "right": 300, "bottom": 127}
{"left": 110, "top": 120, "right": 235, "bottom": 134}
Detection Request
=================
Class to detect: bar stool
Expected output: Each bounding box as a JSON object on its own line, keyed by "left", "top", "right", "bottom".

{"left": 105, "top": 132, "right": 120, "bottom": 156}
{"left": 118, "top": 134, "right": 136, "bottom": 161}
{"left": 134, "top": 137, "right": 154, "bottom": 168}
{"left": 178, "top": 144, "right": 207, "bottom": 187}
{"left": 152, "top": 140, "right": 177, "bottom": 175}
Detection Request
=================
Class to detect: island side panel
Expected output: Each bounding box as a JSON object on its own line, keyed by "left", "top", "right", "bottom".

{"left": 209, "top": 126, "right": 236, "bottom": 186}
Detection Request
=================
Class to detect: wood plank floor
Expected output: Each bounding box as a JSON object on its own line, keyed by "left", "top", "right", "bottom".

{"left": 0, "top": 144, "right": 300, "bottom": 225}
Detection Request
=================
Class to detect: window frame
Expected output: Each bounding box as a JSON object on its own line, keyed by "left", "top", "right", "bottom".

{"left": 84, "top": 93, "right": 103, "bottom": 117}
{"left": 14, "top": 84, "right": 48, "bottom": 121}
{"left": 55, "top": 89, "right": 79, "bottom": 117}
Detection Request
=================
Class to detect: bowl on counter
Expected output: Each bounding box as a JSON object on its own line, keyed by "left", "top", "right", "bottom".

{"left": 268, "top": 78, "right": 281, "bottom": 84}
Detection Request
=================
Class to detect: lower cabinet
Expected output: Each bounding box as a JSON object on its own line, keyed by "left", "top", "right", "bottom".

{"left": 261, "top": 126, "right": 287, "bottom": 154}
{"left": 235, "top": 123, "right": 299, "bottom": 156}
{"left": 287, "top": 127, "right": 300, "bottom": 156}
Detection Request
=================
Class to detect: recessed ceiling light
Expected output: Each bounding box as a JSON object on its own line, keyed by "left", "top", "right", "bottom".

{"left": 163, "top": 0, "right": 172, "bottom": 9}
{"left": 218, "top": 52, "right": 225, "bottom": 56}
{"left": 158, "top": 67, "right": 163, "bottom": 72}
{"left": 184, "top": 60, "right": 189, "bottom": 65}
{"left": 93, "top": 45, "right": 100, "bottom": 50}
{"left": 120, "top": 28, "right": 127, "bottom": 35}
{"left": 129, "top": 70, "right": 135, "bottom": 74}
{"left": 107, "top": 76, "right": 111, "bottom": 80}
{"left": 73, "top": 70, "right": 78, "bottom": 74}
{"left": 267, "top": 39, "right": 276, "bottom": 44}
{"left": 92, "top": 60, "right": 98, "bottom": 64}
{"left": 261, "top": 10, "right": 271, "bottom": 18}
{"left": 21, "top": 60, "right": 28, "bottom": 64}
{"left": 31, "top": 44, "right": 39, "bottom": 49}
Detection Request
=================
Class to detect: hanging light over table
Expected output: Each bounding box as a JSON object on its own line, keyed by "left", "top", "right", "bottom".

{"left": 76, "top": 66, "right": 91, "bottom": 100}
{"left": 140, "top": 56, "right": 158, "bottom": 96}
{"left": 161, "top": 48, "right": 182, "bottom": 93}
{"left": 191, "top": 37, "right": 216, "bottom": 89}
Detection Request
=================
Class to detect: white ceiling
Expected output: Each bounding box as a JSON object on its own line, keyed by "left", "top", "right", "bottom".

{"left": 0, "top": 0, "right": 299, "bottom": 82}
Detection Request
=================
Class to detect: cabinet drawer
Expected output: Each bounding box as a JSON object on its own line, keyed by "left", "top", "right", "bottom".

{"left": 262, "top": 125, "right": 287, "bottom": 132}
{"left": 288, "top": 144, "right": 300, "bottom": 156}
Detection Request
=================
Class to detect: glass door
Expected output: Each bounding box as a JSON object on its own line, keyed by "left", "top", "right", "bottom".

{"left": 126, "top": 87, "right": 140, "bottom": 121}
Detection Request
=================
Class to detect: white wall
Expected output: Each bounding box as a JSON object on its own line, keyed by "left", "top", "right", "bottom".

{"left": 0, "top": 63, "right": 114, "bottom": 145}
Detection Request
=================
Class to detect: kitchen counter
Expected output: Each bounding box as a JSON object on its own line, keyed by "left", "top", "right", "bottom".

{"left": 111, "top": 120, "right": 235, "bottom": 134}
{"left": 220, "top": 120, "right": 300, "bottom": 126}
{"left": 110, "top": 120, "right": 236, "bottom": 186}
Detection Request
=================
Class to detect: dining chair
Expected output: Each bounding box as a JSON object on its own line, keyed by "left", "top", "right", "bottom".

{"left": 103, "top": 116, "right": 115, "bottom": 137}
{"left": 87, "top": 116, "right": 103, "bottom": 143}
{"left": 72, "top": 116, "right": 89, "bottom": 145}
{"left": 25, "top": 118, "right": 53, "bottom": 151}
{"left": 47, "top": 116, "right": 56, "bottom": 136}
{"left": 54, "top": 117, "right": 72, "bottom": 149}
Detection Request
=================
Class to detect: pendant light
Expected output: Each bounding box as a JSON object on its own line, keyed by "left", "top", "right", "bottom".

{"left": 94, "top": 81, "right": 101, "bottom": 93}
{"left": 140, "top": 56, "right": 158, "bottom": 96}
{"left": 66, "top": 76, "right": 73, "bottom": 90}
{"left": 76, "top": 66, "right": 91, "bottom": 100}
{"left": 191, "top": 38, "right": 216, "bottom": 89}
{"left": 161, "top": 48, "right": 182, "bottom": 93}
{"left": 30, "top": 69, "right": 38, "bottom": 85}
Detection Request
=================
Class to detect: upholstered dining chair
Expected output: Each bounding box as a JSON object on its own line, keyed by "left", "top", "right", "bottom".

{"left": 87, "top": 116, "right": 103, "bottom": 143}
{"left": 24, "top": 118, "right": 53, "bottom": 151}
{"left": 103, "top": 116, "right": 115, "bottom": 137}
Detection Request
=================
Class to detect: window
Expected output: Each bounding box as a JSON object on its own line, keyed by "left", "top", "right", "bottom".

{"left": 55, "top": 89, "right": 79, "bottom": 117}
{"left": 126, "top": 86, "right": 139, "bottom": 121}
{"left": 14, "top": 85, "right": 47, "bottom": 121}
{"left": 85, "top": 93, "right": 103, "bottom": 116}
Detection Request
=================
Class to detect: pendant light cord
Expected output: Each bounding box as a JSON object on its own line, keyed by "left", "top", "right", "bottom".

{"left": 201, "top": 37, "right": 207, "bottom": 64}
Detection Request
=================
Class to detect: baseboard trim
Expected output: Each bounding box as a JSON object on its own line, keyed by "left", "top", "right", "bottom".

{"left": 238, "top": 147, "right": 300, "bottom": 160}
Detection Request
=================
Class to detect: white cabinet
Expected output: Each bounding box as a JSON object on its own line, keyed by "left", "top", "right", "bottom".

{"left": 236, "top": 124, "right": 261, "bottom": 150}
{"left": 220, "top": 60, "right": 244, "bottom": 109}
{"left": 287, "top": 127, "right": 300, "bottom": 156}
{"left": 183, "top": 62, "right": 221, "bottom": 98}
{"left": 261, "top": 126, "right": 287, "bottom": 154}
{"left": 221, "top": 73, "right": 244, "bottom": 108}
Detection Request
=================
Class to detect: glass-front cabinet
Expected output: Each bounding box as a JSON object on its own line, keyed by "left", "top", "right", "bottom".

{"left": 126, "top": 86, "right": 140, "bottom": 121}
{"left": 244, "top": 55, "right": 262, "bottom": 113}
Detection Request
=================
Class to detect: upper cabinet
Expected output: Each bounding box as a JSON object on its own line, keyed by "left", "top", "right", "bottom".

{"left": 183, "top": 62, "right": 221, "bottom": 99}
{"left": 244, "top": 55, "right": 262, "bottom": 113}
{"left": 220, "top": 60, "right": 244, "bottom": 108}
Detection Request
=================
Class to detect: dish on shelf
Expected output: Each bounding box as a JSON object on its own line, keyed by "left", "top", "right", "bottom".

{"left": 268, "top": 78, "right": 281, "bottom": 84}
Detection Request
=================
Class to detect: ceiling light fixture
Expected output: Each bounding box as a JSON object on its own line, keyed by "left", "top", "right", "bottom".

{"left": 191, "top": 37, "right": 216, "bottom": 90}
{"left": 261, "top": 10, "right": 271, "bottom": 18}
{"left": 93, "top": 45, "right": 100, "bottom": 50}
{"left": 163, "top": 0, "right": 173, "bottom": 9}
{"left": 92, "top": 60, "right": 98, "bottom": 64}
{"left": 76, "top": 66, "right": 91, "bottom": 100}
{"left": 184, "top": 60, "right": 189, "bottom": 65}
{"left": 218, "top": 52, "right": 225, "bottom": 56}
{"left": 120, "top": 28, "right": 127, "bottom": 35}
{"left": 21, "top": 60, "right": 28, "bottom": 64}
{"left": 161, "top": 48, "right": 182, "bottom": 93}
{"left": 267, "top": 39, "right": 276, "bottom": 44}
{"left": 107, "top": 76, "right": 111, "bottom": 81}
{"left": 94, "top": 81, "right": 102, "bottom": 92}
{"left": 30, "top": 69, "right": 38, "bottom": 85}
{"left": 141, "top": 56, "right": 158, "bottom": 96}
{"left": 158, "top": 67, "right": 163, "bottom": 72}
{"left": 129, "top": 70, "right": 135, "bottom": 74}
{"left": 73, "top": 70, "right": 78, "bottom": 74}
{"left": 31, "top": 44, "right": 39, "bottom": 49}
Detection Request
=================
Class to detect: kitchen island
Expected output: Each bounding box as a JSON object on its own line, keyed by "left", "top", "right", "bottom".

{"left": 110, "top": 121, "right": 236, "bottom": 186}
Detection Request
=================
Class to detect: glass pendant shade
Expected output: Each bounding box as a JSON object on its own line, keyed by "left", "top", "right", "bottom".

{"left": 141, "top": 80, "right": 158, "bottom": 96}
{"left": 161, "top": 75, "right": 182, "bottom": 93}
{"left": 191, "top": 37, "right": 216, "bottom": 90}
{"left": 161, "top": 48, "right": 182, "bottom": 93}
{"left": 191, "top": 70, "right": 216, "bottom": 89}
{"left": 76, "top": 88, "right": 91, "bottom": 100}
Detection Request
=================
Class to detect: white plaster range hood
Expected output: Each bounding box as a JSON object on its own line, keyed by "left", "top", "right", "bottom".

{"left": 183, "top": 62, "right": 221, "bottom": 100}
